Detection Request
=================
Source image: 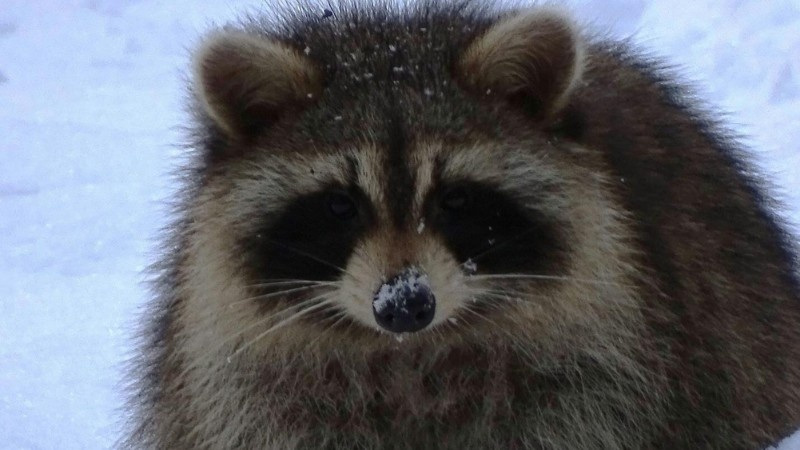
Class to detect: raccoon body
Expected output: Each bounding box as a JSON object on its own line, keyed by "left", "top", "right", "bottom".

{"left": 124, "top": 2, "right": 800, "bottom": 449}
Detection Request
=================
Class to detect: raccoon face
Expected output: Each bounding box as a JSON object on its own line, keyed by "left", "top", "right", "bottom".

{"left": 187, "top": 8, "right": 636, "bottom": 353}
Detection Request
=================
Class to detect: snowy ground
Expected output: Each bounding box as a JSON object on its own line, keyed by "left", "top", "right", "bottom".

{"left": 1, "top": 1, "right": 798, "bottom": 448}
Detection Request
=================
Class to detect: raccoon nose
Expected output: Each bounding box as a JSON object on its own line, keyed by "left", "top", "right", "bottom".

{"left": 373, "top": 270, "right": 436, "bottom": 333}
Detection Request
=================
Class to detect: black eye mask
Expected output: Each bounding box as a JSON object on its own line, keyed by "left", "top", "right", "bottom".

{"left": 428, "top": 181, "right": 568, "bottom": 276}
{"left": 243, "top": 185, "right": 374, "bottom": 284}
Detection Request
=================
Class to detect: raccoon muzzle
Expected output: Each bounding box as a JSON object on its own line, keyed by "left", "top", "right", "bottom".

{"left": 373, "top": 268, "right": 436, "bottom": 333}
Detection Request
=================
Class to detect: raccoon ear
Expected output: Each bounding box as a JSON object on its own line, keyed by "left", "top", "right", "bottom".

{"left": 193, "top": 30, "right": 321, "bottom": 140}
{"left": 457, "top": 8, "right": 584, "bottom": 120}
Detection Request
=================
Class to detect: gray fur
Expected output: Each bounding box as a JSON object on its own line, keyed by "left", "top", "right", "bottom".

{"left": 122, "top": 2, "right": 800, "bottom": 449}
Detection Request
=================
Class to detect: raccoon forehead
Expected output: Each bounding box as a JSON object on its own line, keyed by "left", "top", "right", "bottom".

{"left": 224, "top": 139, "right": 563, "bottom": 219}
{"left": 417, "top": 141, "right": 556, "bottom": 182}
{"left": 413, "top": 140, "right": 565, "bottom": 198}
{"left": 223, "top": 146, "right": 381, "bottom": 216}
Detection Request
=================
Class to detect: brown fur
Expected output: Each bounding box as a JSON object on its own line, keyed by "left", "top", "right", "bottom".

{"left": 193, "top": 30, "right": 322, "bottom": 140}
{"left": 122, "top": 2, "right": 800, "bottom": 449}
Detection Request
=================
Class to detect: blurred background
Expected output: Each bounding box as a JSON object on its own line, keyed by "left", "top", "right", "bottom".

{"left": 1, "top": 1, "right": 798, "bottom": 448}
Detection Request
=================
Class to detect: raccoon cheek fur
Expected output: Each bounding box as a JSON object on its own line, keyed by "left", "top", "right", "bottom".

{"left": 122, "top": 3, "right": 800, "bottom": 450}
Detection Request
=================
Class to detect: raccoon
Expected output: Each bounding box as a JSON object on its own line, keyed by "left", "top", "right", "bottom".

{"left": 123, "top": 1, "right": 800, "bottom": 449}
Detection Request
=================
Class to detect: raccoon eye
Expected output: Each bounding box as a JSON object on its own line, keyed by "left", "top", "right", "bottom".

{"left": 441, "top": 187, "right": 470, "bottom": 212}
{"left": 327, "top": 192, "right": 358, "bottom": 220}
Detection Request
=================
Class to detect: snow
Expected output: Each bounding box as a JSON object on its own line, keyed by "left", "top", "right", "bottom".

{"left": 374, "top": 270, "right": 431, "bottom": 314}
{"left": 772, "top": 431, "right": 800, "bottom": 450}
{"left": 0, "top": 1, "right": 797, "bottom": 448}
{"left": 463, "top": 258, "right": 478, "bottom": 275}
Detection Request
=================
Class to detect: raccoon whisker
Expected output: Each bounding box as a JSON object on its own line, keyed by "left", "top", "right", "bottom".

{"left": 433, "top": 313, "right": 476, "bottom": 341}
{"left": 470, "top": 292, "right": 540, "bottom": 316}
{"left": 427, "top": 322, "right": 446, "bottom": 341}
{"left": 264, "top": 239, "right": 356, "bottom": 277}
{"left": 229, "top": 298, "right": 337, "bottom": 359}
{"left": 473, "top": 287, "right": 542, "bottom": 301}
{"left": 428, "top": 324, "right": 456, "bottom": 346}
{"left": 245, "top": 279, "right": 340, "bottom": 289}
{"left": 461, "top": 225, "right": 542, "bottom": 266}
{"left": 229, "top": 284, "right": 334, "bottom": 307}
{"left": 453, "top": 285, "right": 547, "bottom": 305}
{"left": 254, "top": 308, "right": 348, "bottom": 381}
{"left": 476, "top": 287, "right": 639, "bottom": 311}
{"left": 469, "top": 273, "right": 629, "bottom": 288}
{"left": 191, "top": 286, "right": 332, "bottom": 326}
{"left": 188, "top": 290, "right": 325, "bottom": 325}
{"left": 306, "top": 310, "right": 349, "bottom": 349}
{"left": 456, "top": 302, "right": 502, "bottom": 328}
{"left": 213, "top": 292, "right": 335, "bottom": 352}
{"left": 317, "top": 308, "right": 348, "bottom": 330}
{"left": 219, "top": 302, "right": 334, "bottom": 371}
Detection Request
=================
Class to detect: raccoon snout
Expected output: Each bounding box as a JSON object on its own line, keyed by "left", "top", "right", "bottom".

{"left": 372, "top": 269, "right": 436, "bottom": 333}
